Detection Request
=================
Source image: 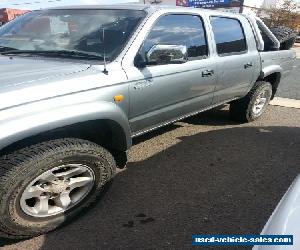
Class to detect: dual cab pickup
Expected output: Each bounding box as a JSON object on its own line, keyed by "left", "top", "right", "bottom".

{"left": 0, "top": 4, "right": 296, "bottom": 238}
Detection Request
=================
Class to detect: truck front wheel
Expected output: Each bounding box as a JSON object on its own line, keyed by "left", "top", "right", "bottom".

{"left": 230, "top": 81, "right": 273, "bottom": 122}
{"left": 0, "top": 138, "right": 116, "bottom": 239}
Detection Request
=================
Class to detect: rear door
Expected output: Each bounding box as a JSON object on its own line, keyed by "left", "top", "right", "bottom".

{"left": 209, "top": 16, "right": 260, "bottom": 104}
{"left": 124, "top": 14, "right": 216, "bottom": 134}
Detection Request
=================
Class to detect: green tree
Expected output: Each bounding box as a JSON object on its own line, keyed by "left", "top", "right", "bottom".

{"left": 263, "top": 0, "right": 300, "bottom": 29}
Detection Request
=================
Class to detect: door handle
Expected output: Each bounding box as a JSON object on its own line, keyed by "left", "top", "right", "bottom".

{"left": 133, "top": 79, "right": 153, "bottom": 90}
{"left": 244, "top": 62, "right": 253, "bottom": 69}
{"left": 202, "top": 70, "right": 214, "bottom": 77}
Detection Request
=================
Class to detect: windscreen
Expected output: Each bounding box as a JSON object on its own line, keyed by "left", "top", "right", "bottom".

{"left": 0, "top": 9, "right": 146, "bottom": 61}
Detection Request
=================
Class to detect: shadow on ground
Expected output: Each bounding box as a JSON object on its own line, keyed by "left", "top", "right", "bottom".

{"left": 184, "top": 106, "right": 240, "bottom": 126}
{"left": 1, "top": 111, "right": 299, "bottom": 250}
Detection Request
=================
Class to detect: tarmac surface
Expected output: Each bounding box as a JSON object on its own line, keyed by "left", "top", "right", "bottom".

{"left": 1, "top": 105, "right": 299, "bottom": 250}
{"left": 277, "top": 57, "right": 300, "bottom": 100}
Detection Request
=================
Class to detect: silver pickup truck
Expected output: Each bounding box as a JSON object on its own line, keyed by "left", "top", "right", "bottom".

{"left": 0, "top": 5, "right": 296, "bottom": 238}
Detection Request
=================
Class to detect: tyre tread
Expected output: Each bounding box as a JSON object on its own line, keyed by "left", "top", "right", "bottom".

{"left": 0, "top": 138, "right": 116, "bottom": 239}
{"left": 230, "top": 81, "right": 272, "bottom": 122}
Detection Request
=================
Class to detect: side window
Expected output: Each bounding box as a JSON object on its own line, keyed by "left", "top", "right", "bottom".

{"left": 210, "top": 17, "right": 247, "bottom": 55}
{"left": 139, "top": 14, "right": 208, "bottom": 62}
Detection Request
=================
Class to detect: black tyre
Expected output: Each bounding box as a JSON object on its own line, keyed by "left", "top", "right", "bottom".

{"left": 230, "top": 81, "right": 272, "bottom": 123}
{"left": 0, "top": 138, "right": 116, "bottom": 239}
{"left": 270, "top": 26, "right": 297, "bottom": 50}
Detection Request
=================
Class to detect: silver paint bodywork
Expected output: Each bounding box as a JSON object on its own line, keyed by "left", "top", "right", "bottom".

{"left": 0, "top": 5, "right": 296, "bottom": 153}
{"left": 253, "top": 175, "right": 300, "bottom": 250}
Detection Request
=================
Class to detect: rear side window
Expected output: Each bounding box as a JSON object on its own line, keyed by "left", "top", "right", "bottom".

{"left": 210, "top": 17, "right": 247, "bottom": 55}
{"left": 140, "top": 14, "right": 208, "bottom": 61}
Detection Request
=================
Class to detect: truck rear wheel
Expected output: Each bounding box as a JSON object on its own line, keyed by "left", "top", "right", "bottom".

{"left": 0, "top": 138, "right": 116, "bottom": 239}
{"left": 230, "top": 81, "right": 272, "bottom": 122}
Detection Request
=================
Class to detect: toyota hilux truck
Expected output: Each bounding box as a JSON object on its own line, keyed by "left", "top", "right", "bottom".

{"left": 0, "top": 5, "right": 296, "bottom": 238}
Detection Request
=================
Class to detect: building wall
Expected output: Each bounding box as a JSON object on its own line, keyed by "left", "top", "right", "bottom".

{"left": 261, "top": 0, "right": 277, "bottom": 9}
{"left": 0, "top": 9, "right": 8, "bottom": 25}
{"left": 0, "top": 8, "right": 28, "bottom": 25}
{"left": 244, "top": 0, "right": 264, "bottom": 9}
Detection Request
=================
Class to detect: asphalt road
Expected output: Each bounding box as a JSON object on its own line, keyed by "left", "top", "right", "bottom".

{"left": 1, "top": 106, "right": 299, "bottom": 250}
{"left": 277, "top": 58, "right": 300, "bottom": 100}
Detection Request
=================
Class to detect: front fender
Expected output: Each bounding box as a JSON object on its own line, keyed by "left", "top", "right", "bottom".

{"left": 0, "top": 100, "right": 132, "bottom": 151}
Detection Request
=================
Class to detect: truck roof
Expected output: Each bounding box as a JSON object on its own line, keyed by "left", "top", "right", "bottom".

{"left": 48, "top": 4, "right": 241, "bottom": 17}
{"left": 49, "top": 4, "right": 149, "bottom": 11}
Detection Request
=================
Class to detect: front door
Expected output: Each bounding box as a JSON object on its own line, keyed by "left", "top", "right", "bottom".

{"left": 125, "top": 14, "right": 217, "bottom": 134}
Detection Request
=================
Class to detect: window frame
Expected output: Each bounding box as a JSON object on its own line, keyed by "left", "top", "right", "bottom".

{"left": 210, "top": 15, "right": 248, "bottom": 57}
{"left": 136, "top": 13, "right": 210, "bottom": 66}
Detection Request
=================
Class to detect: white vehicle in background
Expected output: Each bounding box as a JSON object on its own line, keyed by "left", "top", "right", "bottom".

{"left": 254, "top": 175, "right": 300, "bottom": 250}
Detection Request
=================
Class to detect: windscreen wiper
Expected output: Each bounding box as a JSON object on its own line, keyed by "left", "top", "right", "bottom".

{"left": 0, "top": 46, "right": 19, "bottom": 52}
{"left": 0, "top": 49, "right": 106, "bottom": 60}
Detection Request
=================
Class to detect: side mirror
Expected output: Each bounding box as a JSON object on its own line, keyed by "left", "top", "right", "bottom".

{"left": 146, "top": 44, "right": 188, "bottom": 65}
{"left": 134, "top": 53, "right": 147, "bottom": 68}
